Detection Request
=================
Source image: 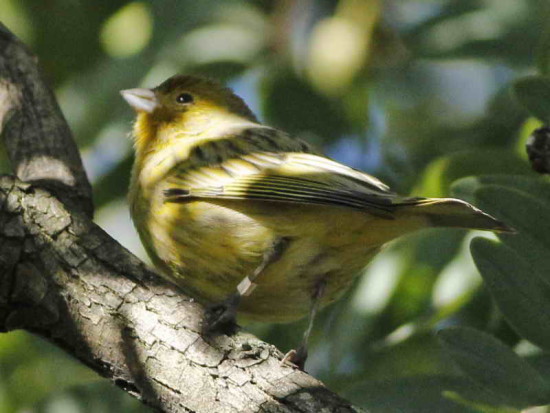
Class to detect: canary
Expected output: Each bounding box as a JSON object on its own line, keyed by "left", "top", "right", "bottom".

{"left": 121, "top": 75, "right": 511, "bottom": 367}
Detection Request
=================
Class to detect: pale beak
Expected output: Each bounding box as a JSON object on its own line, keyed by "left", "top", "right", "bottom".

{"left": 120, "top": 88, "right": 159, "bottom": 113}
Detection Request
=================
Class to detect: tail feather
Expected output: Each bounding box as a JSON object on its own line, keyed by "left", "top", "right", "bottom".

{"left": 400, "top": 198, "right": 515, "bottom": 233}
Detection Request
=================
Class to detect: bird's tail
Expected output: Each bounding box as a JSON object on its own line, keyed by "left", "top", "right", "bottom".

{"left": 398, "top": 197, "right": 514, "bottom": 233}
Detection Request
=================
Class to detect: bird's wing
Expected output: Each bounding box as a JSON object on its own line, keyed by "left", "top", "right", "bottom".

{"left": 164, "top": 145, "right": 400, "bottom": 218}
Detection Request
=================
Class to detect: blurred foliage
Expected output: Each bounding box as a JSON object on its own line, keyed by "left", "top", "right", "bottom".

{"left": 1, "top": 0, "right": 550, "bottom": 411}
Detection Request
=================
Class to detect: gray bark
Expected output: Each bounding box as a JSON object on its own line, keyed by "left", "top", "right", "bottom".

{"left": 0, "top": 23, "right": 362, "bottom": 413}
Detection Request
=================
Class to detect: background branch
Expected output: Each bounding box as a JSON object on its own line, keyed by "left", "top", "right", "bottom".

{"left": 0, "top": 20, "right": 361, "bottom": 413}
{"left": 526, "top": 126, "right": 550, "bottom": 174}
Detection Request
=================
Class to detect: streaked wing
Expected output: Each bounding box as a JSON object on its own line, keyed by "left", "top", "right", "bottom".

{"left": 164, "top": 128, "right": 399, "bottom": 217}
{"left": 189, "top": 174, "right": 394, "bottom": 212}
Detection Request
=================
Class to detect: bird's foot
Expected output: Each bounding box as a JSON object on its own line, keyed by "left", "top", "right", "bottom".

{"left": 281, "top": 345, "right": 308, "bottom": 370}
{"left": 203, "top": 293, "right": 241, "bottom": 336}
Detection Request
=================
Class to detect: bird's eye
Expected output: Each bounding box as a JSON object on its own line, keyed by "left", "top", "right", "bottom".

{"left": 176, "top": 93, "right": 194, "bottom": 104}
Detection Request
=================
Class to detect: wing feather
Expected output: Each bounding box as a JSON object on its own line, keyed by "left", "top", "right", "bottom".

{"left": 163, "top": 127, "right": 399, "bottom": 217}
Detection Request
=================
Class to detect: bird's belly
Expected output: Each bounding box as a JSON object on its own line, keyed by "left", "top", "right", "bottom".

{"left": 139, "top": 199, "right": 399, "bottom": 323}
{"left": 143, "top": 200, "right": 273, "bottom": 301}
{"left": 237, "top": 242, "right": 381, "bottom": 322}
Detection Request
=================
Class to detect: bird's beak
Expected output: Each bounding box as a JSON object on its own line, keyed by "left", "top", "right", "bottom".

{"left": 120, "top": 88, "right": 159, "bottom": 113}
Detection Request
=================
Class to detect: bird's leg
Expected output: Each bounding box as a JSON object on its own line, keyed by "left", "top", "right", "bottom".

{"left": 203, "top": 237, "right": 291, "bottom": 335}
{"left": 282, "top": 279, "right": 327, "bottom": 370}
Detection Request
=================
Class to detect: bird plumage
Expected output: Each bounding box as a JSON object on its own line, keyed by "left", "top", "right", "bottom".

{"left": 123, "top": 74, "right": 511, "bottom": 323}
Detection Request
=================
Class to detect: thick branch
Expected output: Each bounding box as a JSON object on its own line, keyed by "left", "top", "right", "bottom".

{"left": 0, "top": 177, "right": 362, "bottom": 412}
{"left": 0, "top": 22, "right": 93, "bottom": 217}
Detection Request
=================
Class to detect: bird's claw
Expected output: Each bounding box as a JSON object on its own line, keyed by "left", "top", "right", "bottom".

{"left": 203, "top": 294, "right": 241, "bottom": 336}
{"left": 281, "top": 346, "right": 308, "bottom": 370}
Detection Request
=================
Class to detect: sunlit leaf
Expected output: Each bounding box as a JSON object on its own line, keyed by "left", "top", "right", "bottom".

{"left": 177, "top": 22, "right": 266, "bottom": 66}
{"left": 516, "top": 117, "right": 543, "bottom": 159}
{"left": 100, "top": 2, "right": 153, "bottom": 58}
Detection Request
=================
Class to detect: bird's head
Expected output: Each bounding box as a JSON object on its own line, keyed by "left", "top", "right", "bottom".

{"left": 121, "top": 75, "right": 257, "bottom": 154}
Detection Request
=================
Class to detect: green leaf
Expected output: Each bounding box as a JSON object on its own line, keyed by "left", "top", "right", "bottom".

{"left": 438, "top": 327, "right": 550, "bottom": 408}
{"left": 414, "top": 150, "right": 530, "bottom": 198}
{"left": 453, "top": 176, "right": 550, "bottom": 277}
{"left": 261, "top": 71, "right": 349, "bottom": 144}
{"left": 342, "top": 375, "right": 508, "bottom": 413}
{"left": 476, "top": 186, "right": 550, "bottom": 250}
{"left": 452, "top": 175, "right": 550, "bottom": 205}
{"left": 512, "top": 76, "right": 550, "bottom": 123}
{"left": 454, "top": 176, "right": 550, "bottom": 351}
{"left": 526, "top": 353, "right": 550, "bottom": 384}
{"left": 443, "top": 391, "right": 519, "bottom": 413}
{"left": 536, "top": 25, "right": 550, "bottom": 76}
{"left": 471, "top": 238, "right": 550, "bottom": 351}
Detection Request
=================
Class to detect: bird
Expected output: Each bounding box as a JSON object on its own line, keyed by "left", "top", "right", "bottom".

{"left": 121, "top": 74, "right": 512, "bottom": 369}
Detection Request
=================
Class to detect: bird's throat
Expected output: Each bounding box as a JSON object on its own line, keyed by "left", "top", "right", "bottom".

{"left": 133, "top": 112, "right": 160, "bottom": 159}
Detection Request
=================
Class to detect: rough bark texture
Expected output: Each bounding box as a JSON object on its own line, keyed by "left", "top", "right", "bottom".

{"left": 0, "top": 22, "right": 363, "bottom": 413}
{"left": 0, "top": 22, "right": 93, "bottom": 217}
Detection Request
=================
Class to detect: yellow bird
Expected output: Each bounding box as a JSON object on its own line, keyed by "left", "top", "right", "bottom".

{"left": 121, "top": 75, "right": 511, "bottom": 367}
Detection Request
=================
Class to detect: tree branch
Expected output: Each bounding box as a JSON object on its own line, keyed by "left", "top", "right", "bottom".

{"left": 0, "top": 22, "right": 93, "bottom": 217}
{"left": 0, "top": 23, "right": 363, "bottom": 413}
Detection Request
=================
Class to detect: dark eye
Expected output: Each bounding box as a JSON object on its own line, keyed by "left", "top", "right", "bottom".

{"left": 176, "top": 93, "right": 194, "bottom": 104}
